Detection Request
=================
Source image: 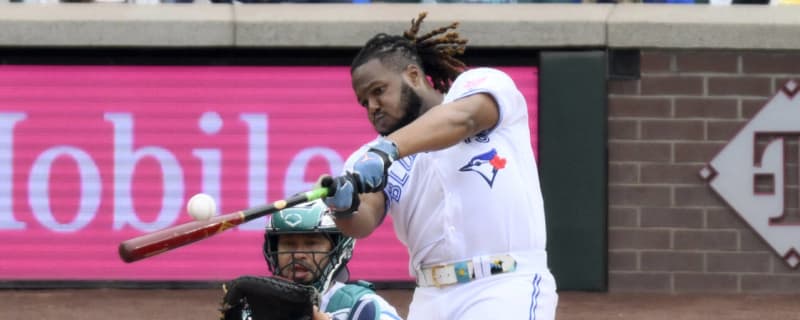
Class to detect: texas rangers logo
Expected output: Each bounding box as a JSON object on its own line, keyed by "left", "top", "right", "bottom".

{"left": 459, "top": 148, "right": 507, "bottom": 187}
{"left": 701, "top": 80, "right": 800, "bottom": 268}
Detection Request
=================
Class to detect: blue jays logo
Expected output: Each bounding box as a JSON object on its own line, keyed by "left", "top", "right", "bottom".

{"left": 459, "top": 148, "right": 507, "bottom": 187}
{"left": 464, "top": 131, "right": 490, "bottom": 144}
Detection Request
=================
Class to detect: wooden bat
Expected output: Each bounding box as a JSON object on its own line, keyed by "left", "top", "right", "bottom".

{"left": 118, "top": 186, "right": 330, "bottom": 263}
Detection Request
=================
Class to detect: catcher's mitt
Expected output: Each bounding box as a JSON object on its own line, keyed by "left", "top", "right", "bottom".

{"left": 220, "top": 275, "right": 320, "bottom": 320}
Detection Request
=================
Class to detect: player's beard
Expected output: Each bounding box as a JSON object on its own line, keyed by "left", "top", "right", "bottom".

{"left": 283, "top": 259, "right": 318, "bottom": 285}
{"left": 378, "top": 82, "right": 422, "bottom": 136}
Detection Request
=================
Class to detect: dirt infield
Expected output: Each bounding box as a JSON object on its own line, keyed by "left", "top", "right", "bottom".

{"left": 2, "top": 288, "right": 799, "bottom": 319}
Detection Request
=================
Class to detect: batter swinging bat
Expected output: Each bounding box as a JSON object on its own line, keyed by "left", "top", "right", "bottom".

{"left": 118, "top": 186, "right": 331, "bottom": 263}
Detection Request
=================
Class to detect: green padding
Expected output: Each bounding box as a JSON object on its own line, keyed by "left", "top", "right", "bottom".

{"left": 539, "top": 51, "right": 607, "bottom": 291}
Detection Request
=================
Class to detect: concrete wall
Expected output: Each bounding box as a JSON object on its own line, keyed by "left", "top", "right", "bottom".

{"left": 2, "top": 4, "right": 799, "bottom": 50}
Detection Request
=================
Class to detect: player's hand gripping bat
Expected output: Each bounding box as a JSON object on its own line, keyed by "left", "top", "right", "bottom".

{"left": 118, "top": 185, "right": 331, "bottom": 263}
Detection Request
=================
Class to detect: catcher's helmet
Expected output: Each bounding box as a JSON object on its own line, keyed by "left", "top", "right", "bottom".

{"left": 264, "top": 199, "right": 355, "bottom": 293}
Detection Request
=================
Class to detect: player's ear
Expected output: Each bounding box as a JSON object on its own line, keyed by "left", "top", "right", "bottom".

{"left": 403, "top": 64, "right": 424, "bottom": 88}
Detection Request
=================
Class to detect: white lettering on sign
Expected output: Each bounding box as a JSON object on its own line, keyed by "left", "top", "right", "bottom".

{"left": 238, "top": 113, "right": 268, "bottom": 231}
{"left": 701, "top": 80, "right": 800, "bottom": 268}
{"left": 106, "top": 113, "right": 185, "bottom": 232}
{"left": 193, "top": 111, "right": 224, "bottom": 215}
{"left": 0, "top": 111, "right": 345, "bottom": 233}
{"left": 0, "top": 113, "right": 27, "bottom": 230}
{"left": 29, "top": 146, "right": 101, "bottom": 232}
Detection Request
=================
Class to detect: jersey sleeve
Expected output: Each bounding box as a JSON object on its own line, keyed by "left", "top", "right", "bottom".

{"left": 347, "top": 295, "right": 403, "bottom": 320}
{"left": 444, "top": 67, "right": 526, "bottom": 134}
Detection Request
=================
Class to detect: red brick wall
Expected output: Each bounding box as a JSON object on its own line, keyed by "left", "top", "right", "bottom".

{"left": 607, "top": 50, "right": 800, "bottom": 293}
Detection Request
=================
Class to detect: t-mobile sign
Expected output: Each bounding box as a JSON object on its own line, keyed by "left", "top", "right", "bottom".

{"left": 0, "top": 65, "right": 538, "bottom": 281}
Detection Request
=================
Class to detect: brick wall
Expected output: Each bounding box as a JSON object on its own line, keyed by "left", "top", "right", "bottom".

{"left": 607, "top": 50, "right": 800, "bottom": 293}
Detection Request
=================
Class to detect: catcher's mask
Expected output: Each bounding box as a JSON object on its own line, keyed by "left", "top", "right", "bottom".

{"left": 264, "top": 199, "right": 355, "bottom": 293}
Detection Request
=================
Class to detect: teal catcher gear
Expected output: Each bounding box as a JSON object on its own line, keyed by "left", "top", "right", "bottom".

{"left": 264, "top": 200, "right": 355, "bottom": 293}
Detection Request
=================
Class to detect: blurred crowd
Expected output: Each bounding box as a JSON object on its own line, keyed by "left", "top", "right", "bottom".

{"left": 4, "top": 0, "right": 797, "bottom": 7}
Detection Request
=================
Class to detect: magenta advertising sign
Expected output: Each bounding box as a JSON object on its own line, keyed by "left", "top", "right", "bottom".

{"left": 0, "top": 65, "right": 537, "bottom": 281}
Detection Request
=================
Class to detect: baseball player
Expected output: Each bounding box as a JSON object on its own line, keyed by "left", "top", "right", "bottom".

{"left": 321, "top": 12, "right": 558, "bottom": 320}
{"left": 263, "top": 199, "right": 403, "bottom": 320}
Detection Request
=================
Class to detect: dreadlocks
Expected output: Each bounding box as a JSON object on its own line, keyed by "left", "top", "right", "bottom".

{"left": 350, "top": 12, "right": 468, "bottom": 93}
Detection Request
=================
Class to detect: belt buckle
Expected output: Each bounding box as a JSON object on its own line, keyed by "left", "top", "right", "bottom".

{"left": 430, "top": 264, "right": 447, "bottom": 288}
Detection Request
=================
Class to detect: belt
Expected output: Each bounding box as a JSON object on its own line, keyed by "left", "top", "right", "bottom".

{"left": 416, "top": 254, "right": 517, "bottom": 288}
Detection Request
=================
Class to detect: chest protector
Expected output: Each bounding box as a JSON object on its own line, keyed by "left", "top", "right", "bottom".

{"left": 324, "top": 281, "right": 376, "bottom": 313}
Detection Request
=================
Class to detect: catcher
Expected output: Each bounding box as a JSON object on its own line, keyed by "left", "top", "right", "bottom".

{"left": 220, "top": 199, "right": 402, "bottom": 320}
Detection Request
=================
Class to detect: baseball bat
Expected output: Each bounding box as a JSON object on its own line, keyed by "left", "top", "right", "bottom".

{"left": 118, "top": 186, "right": 330, "bottom": 263}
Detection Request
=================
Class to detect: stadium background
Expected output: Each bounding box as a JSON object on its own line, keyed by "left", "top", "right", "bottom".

{"left": 1, "top": 3, "right": 800, "bottom": 319}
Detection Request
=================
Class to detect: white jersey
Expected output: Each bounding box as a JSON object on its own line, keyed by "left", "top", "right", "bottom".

{"left": 346, "top": 68, "right": 547, "bottom": 277}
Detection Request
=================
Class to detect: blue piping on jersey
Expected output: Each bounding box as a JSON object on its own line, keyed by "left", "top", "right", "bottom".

{"left": 528, "top": 273, "right": 542, "bottom": 320}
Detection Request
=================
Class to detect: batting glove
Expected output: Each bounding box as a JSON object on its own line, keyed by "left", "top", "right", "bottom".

{"left": 319, "top": 174, "right": 361, "bottom": 217}
{"left": 352, "top": 137, "right": 399, "bottom": 193}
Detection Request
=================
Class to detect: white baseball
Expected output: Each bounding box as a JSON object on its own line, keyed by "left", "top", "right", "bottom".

{"left": 187, "top": 193, "right": 217, "bottom": 221}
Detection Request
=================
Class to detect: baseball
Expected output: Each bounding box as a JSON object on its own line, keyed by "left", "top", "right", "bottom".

{"left": 187, "top": 193, "right": 217, "bottom": 221}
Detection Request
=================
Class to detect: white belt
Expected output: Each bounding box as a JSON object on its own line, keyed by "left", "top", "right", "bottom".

{"left": 416, "top": 254, "right": 517, "bottom": 288}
